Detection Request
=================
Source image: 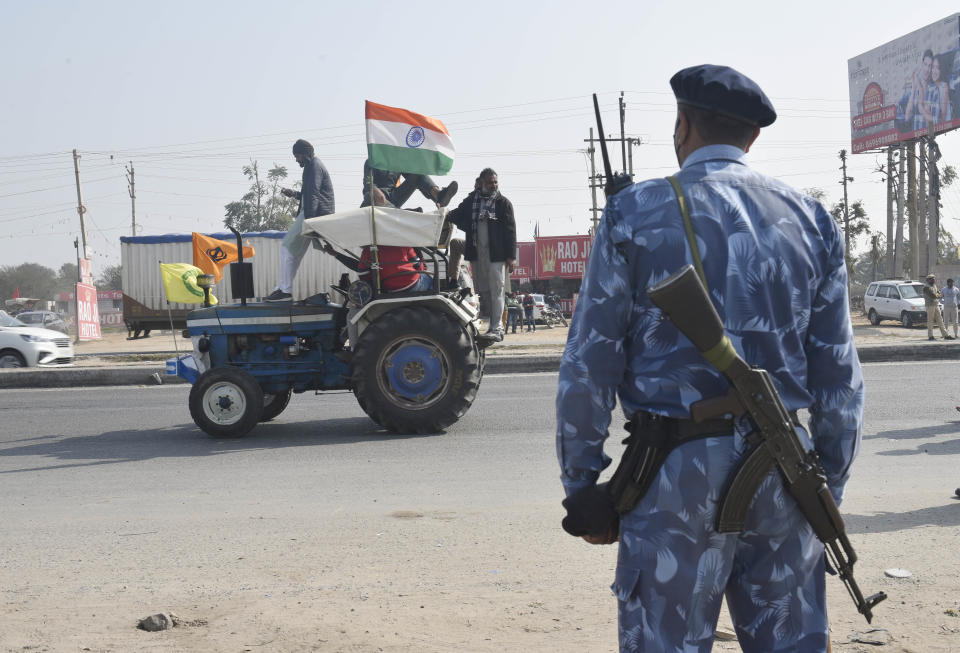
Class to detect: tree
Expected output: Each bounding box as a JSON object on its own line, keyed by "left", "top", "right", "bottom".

{"left": 802, "top": 187, "right": 870, "bottom": 269}
{"left": 802, "top": 187, "right": 827, "bottom": 204}
{"left": 0, "top": 263, "right": 59, "bottom": 302}
{"left": 96, "top": 264, "right": 123, "bottom": 290}
{"left": 942, "top": 164, "right": 957, "bottom": 189}
{"left": 223, "top": 160, "right": 299, "bottom": 232}
{"left": 829, "top": 199, "right": 871, "bottom": 253}
{"left": 56, "top": 263, "right": 78, "bottom": 292}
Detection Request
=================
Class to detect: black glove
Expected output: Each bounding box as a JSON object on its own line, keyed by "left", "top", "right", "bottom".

{"left": 561, "top": 482, "right": 619, "bottom": 537}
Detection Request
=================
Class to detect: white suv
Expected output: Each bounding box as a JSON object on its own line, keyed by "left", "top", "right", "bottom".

{"left": 863, "top": 280, "right": 928, "bottom": 327}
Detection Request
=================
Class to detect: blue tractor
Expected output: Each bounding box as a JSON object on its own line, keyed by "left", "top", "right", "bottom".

{"left": 170, "top": 208, "right": 485, "bottom": 437}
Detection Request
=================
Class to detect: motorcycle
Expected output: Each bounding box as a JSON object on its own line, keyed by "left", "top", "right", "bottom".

{"left": 542, "top": 304, "right": 568, "bottom": 328}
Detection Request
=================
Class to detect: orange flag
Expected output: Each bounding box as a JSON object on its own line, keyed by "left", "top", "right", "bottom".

{"left": 192, "top": 233, "right": 255, "bottom": 282}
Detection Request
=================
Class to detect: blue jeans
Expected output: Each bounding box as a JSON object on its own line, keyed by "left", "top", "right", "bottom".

{"left": 411, "top": 273, "right": 434, "bottom": 292}
{"left": 524, "top": 308, "right": 535, "bottom": 330}
{"left": 507, "top": 308, "right": 520, "bottom": 332}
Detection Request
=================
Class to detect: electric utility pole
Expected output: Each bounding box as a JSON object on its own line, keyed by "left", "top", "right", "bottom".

{"left": 885, "top": 147, "right": 894, "bottom": 278}
{"left": 619, "top": 92, "right": 627, "bottom": 173}
{"left": 584, "top": 131, "right": 640, "bottom": 234}
{"left": 587, "top": 128, "right": 599, "bottom": 235}
{"left": 72, "top": 149, "right": 89, "bottom": 258}
{"left": 896, "top": 144, "right": 905, "bottom": 277}
{"left": 125, "top": 161, "right": 136, "bottom": 236}
{"left": 839, "top": 149, "right": 853, "bottom": 270}
{"left": 918, "top": 139, "right": 928, "bottom": 273}
{"left": 928, "top": 127, "right": 941, "bottom": 270}
{"left": 908, "top": 141, "right": 919, "bottom": 279}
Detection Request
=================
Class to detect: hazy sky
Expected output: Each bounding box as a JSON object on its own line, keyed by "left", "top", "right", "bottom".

{"left": 3, "top": 1, "right": 960, "bottom": 274}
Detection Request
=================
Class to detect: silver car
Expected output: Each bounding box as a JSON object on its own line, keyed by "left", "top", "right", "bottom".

{"left": 15, "top": 310, "right": 68, "bottom": 334}
{"left": 0, "top": 310, "right": 74, "bottom": 367}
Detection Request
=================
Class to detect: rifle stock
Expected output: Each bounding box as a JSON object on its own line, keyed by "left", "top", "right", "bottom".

{"left": 647, "top": 265, "right": 886, "bottom": 623}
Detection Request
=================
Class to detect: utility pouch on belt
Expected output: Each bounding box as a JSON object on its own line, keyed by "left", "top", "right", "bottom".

{"left": 561, "top": 410, "right": 737, "bottom": 537}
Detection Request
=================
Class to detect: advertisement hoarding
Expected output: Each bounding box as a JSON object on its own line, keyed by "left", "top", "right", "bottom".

{"left": 535, "top": 235, "right": 593, "bottom": 279}
{"left": 79, "top": 258, "right": 93, "bottom": 285}
{"left": 75, "top": 283, "right": 102, "bottom": 340}
{"left": 848, "top": 14, "right": 960, "bottom": 153}
{"left": 509, "top": 242, "right": 537, "bottom": 283}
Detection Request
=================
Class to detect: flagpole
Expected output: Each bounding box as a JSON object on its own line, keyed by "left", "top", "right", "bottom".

{"left": 159, "top": 259, "right": 179, "bottom": 357}
{"left": 369, "top": 168, "right": 381, "bottom": 294}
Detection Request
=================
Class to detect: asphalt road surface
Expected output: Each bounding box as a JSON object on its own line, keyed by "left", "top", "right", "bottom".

{"left": 2, "top": 363, "right": 959, "bottom": 651}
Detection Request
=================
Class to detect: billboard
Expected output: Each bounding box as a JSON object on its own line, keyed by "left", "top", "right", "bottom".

{"left": 509, "top": 242, "right": 537, "bottom": 283}
{"left": 848, "top": 14, "right": 960, "bottom": 153}
{"left": 75, "top": 283, "right": 102, "bottom": 340}
{"left": 535, "top": 235, "right": 592, "bottom": 279}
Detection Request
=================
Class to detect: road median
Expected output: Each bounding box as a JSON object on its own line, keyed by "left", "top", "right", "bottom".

{"left": 3, "top": 340, "right": 958, "bottom": 388}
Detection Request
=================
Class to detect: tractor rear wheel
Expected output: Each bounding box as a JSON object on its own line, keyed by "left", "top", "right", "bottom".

{"left": 260, "top": 388, "right": 292, "bottom": 422}
{"left": 352, "top": 307, "right": 483, "bottom": 434}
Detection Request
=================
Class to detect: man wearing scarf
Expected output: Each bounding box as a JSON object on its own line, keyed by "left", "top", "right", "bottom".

{"left": 445, "top": 168, "right": 516, "bottom": 341}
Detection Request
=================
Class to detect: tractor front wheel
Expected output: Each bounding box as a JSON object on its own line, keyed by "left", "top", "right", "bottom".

{"left": 189, "top": 367, "right": 263, "bottom": 437}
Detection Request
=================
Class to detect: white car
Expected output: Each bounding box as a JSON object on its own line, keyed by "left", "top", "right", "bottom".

{"left": 0, "top": 310, "right": 74, "bottom": 367}
{"left": 863, "top": 280, "right": 929, "bottom": 327}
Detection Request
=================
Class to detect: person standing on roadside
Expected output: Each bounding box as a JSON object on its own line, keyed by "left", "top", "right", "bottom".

{"left": 923, "top": 273, "right": 951, "bottom": 340}
{"left": 506, "top": 291, "right": 522, "bottom": 334}
{"left": 522, "top": 291, "right": 536, "bottom": 332}
{"left": 557, "top": 64, "right": 863, "bottom": 651}
{"left": 941, "top": 278, "right": 959, "bottom": 338}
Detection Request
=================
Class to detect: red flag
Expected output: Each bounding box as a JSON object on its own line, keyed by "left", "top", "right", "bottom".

{"left": 12, "top": 288, "right": 19, "bottom": 299}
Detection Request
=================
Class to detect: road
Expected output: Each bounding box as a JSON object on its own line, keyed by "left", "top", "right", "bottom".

{"left": 1, "top": 364, "right": 959, "bottom": 651}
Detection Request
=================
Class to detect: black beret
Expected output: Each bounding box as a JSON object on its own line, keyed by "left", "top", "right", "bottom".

{"left": 670, "top": 64, "right": 776, "bottom": 128}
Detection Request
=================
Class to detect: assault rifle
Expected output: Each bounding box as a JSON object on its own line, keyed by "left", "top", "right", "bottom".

{"left": 647, "top": 264, "right": 886, "bottom": 624}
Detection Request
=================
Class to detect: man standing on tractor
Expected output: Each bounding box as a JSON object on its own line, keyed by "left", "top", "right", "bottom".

{"left": 266, "top": 139, "right": 335, "bottom": 302}
{"left": 445, "top": 168, "right": 517, "bottom": 342}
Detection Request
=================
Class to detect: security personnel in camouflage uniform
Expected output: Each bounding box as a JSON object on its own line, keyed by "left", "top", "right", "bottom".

{"left": 556, "top": 65, "right": 863, "bottom": 652}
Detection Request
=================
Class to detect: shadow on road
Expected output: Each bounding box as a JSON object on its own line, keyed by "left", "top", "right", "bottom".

{"left": 845, "top": 501, "right": 960, "bottom": 534}
{"left": 874, "top": 437, "right": 960, "bottom": 457}
{"left": 0, "top": 417, "right": 438, "bottom": 475}
{"left": 867, "top": 422, "right": 960, "bottom": 441}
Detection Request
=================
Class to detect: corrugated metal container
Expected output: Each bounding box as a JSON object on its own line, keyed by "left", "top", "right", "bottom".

{"left": 120, "top": 231, "right": 353, "bottom": 310}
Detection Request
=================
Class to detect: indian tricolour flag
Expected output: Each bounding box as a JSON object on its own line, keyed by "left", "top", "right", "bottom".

{"left": 365, "top": 100, "right": 454, "bottom": 176}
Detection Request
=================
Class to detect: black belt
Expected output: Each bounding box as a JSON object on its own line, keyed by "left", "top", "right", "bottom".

{"left": 632, "top": 411, "right": 736, "bottom": 440}
{"left": 632, "top": 409, "right": 801, "bottom": 440}
{"left": 606, "top": 408, "right": 802, "bottom": 515}
{"left": 562, "top": 405, "right": 803, "bottom": 536}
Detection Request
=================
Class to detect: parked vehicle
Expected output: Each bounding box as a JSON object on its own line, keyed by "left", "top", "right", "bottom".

{"left": 541, "top": 306, "right": 567, "bottom": 327}
{"left": 169, "top": 209, "right": 484, "bottom": 438}
{"left": 0, "top": 310, "right": 74, "bottom": 368}
{"left": 15, "top": 310, "right": 68, "bottom": 334}
{"left": 863, "top": 280, "right": 929, "bottom": 327}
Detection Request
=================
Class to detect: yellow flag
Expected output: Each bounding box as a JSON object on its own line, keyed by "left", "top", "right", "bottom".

{"left": 192, "top": 232, "right": 255, "bottom": 282}
{"left": 160, "top": 263, "right": 218, "bottom": 305}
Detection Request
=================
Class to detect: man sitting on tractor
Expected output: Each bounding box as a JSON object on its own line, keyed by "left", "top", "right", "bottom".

{"left": 322, "top": 242, "right": 433, "bottom": 293}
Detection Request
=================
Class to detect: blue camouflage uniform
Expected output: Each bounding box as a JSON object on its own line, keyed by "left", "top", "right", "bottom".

{"left": 556, "top": 100, "right": 864, "bottom": 649}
